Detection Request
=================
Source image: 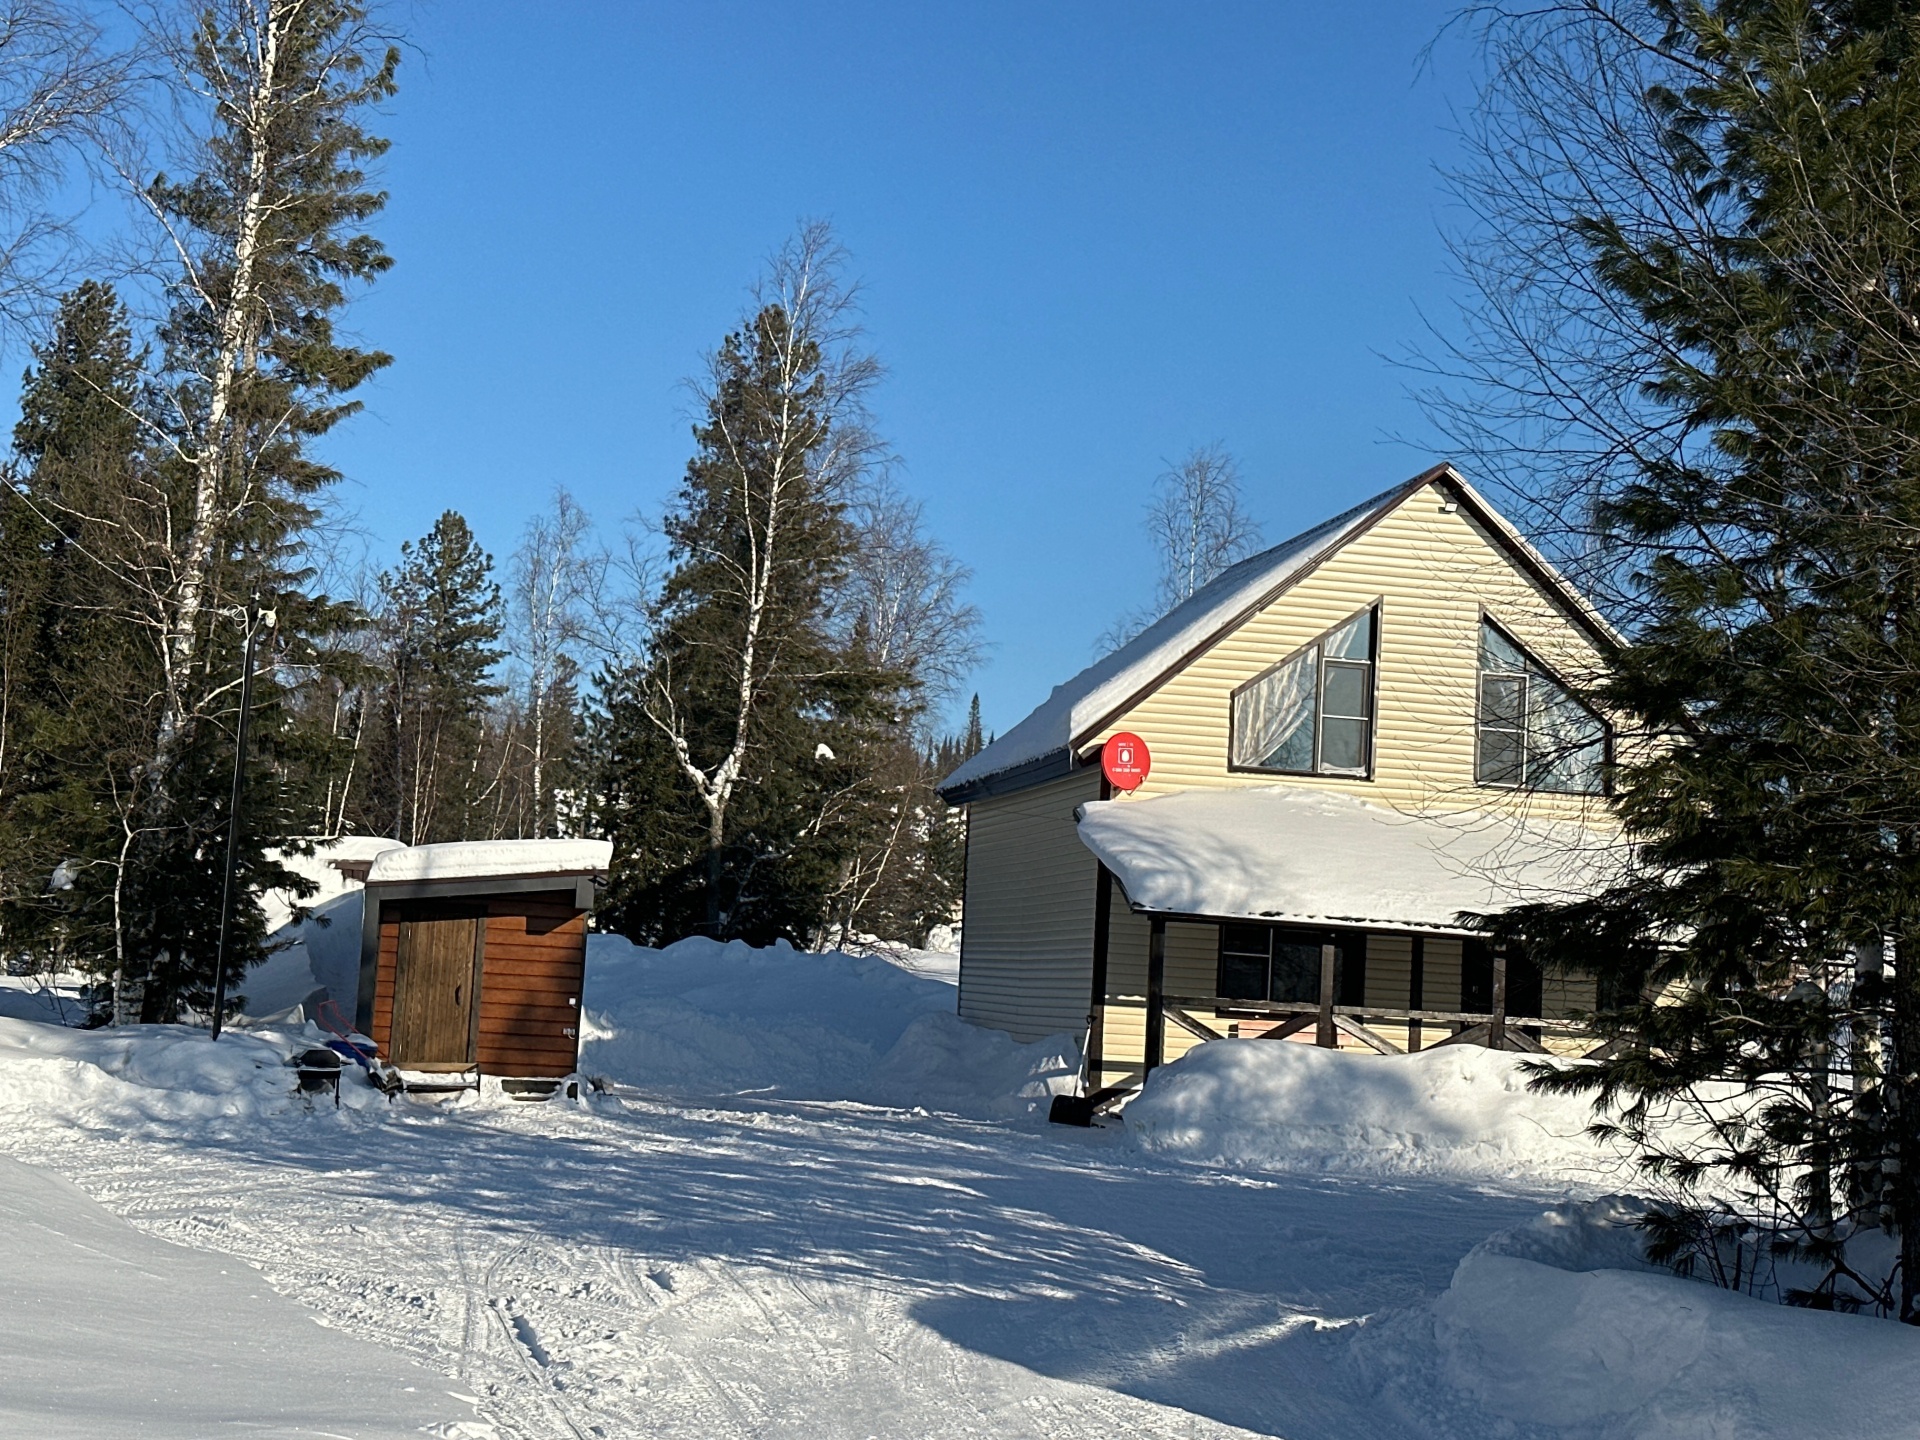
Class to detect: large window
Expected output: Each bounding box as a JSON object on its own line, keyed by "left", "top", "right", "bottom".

{"left": 1230, "top": 607, "right": 1377, "bottom": 776}
{"left": 1218, "top": 924, "right": 1365, "bottom": 1005}
{"left": 1476, "top": 620, "right": 1607, "bottom": 794}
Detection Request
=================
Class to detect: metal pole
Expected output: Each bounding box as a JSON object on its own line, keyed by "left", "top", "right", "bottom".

{"left": 209, "top": 601, "right": 263, "bottom": 1041}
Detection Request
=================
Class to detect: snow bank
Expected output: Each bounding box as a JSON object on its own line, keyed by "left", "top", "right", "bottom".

{"left": 1422, "top": 1198, "right": 1920, "bottom": 1438}
{"left": 0, "top": 1153, "right": 470, "bottom": 1439}
{"left": 0, "top": 1016, "right": 371, "bottom": 1133}
{"left": 242, "top": 887, "right": 367, "bottom": 1020}
{"left": 865, "top": 1013, "right": 1080, "bottom": 1119}
{"left": 1125, "top": 1038, "right": 1632, "bottom": 1187}
{"left": 366, "top": 837, "right": 610, "bottom": 883}
{"left": 579, "top": 935, "right": 1078, "bottom": 1117}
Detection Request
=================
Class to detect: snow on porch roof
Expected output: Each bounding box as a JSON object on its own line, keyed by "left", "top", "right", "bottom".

{"left": 365, "top": 838, "right": 613, "bottom": 886}
{"left": 1075, "top": 786, "right": 1624, "bottom": 934}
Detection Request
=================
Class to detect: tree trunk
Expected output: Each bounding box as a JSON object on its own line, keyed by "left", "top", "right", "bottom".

{"left": 1893, "top": 930, "right": 1920, "bottom": 1322}
{"left": 152, "top": 6, "right": 284, "bottom": 783}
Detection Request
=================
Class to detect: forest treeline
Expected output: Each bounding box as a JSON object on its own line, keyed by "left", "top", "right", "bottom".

{"left": 0, "top": 2, "right": 985, "bottom": 1020}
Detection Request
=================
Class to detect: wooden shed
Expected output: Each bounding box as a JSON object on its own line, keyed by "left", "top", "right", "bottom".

{"left": 352, "top": 839, "right": 612, "bottom": 1083}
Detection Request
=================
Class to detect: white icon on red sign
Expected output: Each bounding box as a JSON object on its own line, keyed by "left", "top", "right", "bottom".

{"left": 1102, "top": 732, "right": 1150, "bottom": 791}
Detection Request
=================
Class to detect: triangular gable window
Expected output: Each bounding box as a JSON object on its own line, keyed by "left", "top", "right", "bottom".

{"left": 1229, "top": 607, "right": 1376, "bottom": 777}
{"left": 1476, "top": 619, "right": 1607, "bottom": 794}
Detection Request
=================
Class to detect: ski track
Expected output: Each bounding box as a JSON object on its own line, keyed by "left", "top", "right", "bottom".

{"left": 0, "top": 1086, "right": 1571, "bottom": 1439}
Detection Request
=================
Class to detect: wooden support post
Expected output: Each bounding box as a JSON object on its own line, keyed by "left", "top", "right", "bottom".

{"left": 1086, "top": 863, "right": 1112, "bottom": 1088}
{"left": 1145, "top": 915, "right": 1167, "bottom": 1076}
{"left": 1408, "top": 934, "right": 1425, "bottom": 1053}
{"left": 1489, "top": 950, "right": 1508, "bottom": 1051}
{"left": 1317, "top": 940, "right": 1337, "bottom": 1048}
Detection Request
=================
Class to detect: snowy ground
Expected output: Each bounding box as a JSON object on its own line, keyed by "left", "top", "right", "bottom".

{"left": 0, "top": 937, "right": 1912, "bottom": 1438}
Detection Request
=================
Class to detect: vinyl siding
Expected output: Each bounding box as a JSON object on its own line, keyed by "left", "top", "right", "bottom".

{"left": 957, "top": 767, "right": 1104, "bottom": 1042}
{"left": 1091, "top": 480, "right": 1619, "bottom": 830}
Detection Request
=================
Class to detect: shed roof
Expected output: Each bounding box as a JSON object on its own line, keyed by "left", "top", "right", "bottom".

{"left": 940, "top": 463, "right": 1616, "bottom": 802}
{"left": 365, "top": 838, "right": 612, "bottom": 886}
{"left": 1075, "top": 786, "right": 1624, "bottom": 934}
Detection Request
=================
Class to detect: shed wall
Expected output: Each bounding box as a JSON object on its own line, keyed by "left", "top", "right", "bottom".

{"left": 372, "top": 889, "right": 587, "bottom": 1078}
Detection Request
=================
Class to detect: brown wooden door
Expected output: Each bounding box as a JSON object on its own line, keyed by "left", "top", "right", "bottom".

{"left": 391, "top": 908, "right": 484, "bottom": 1067}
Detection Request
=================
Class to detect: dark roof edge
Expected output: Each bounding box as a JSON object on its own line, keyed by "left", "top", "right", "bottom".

{"left": 1067, "top": 466, "right": 1443, "bottom": 753}
{"left": 1434, "top": 470, "right": 1622, "bottom": 656}
{"left": 938, "top": 746, "right": 1077, "bottom": 805}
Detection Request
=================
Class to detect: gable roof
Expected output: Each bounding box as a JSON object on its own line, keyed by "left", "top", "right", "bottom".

{"left": 940, "top": 463, "right": 1616, "bottom": 803}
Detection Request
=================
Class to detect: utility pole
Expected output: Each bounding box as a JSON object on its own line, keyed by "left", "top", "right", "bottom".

{"left": 209, "top": 600, "right": 273, "bottom": 1041}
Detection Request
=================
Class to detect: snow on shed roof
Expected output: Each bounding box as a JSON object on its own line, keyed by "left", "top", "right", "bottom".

{"left": 1076, "top": 786, "right": 1623, "bottom": 933}
{"left": 365, "top": 838, "right": 613, "bottom": 885}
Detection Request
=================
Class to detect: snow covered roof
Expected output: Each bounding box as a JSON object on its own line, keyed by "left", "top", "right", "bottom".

{"left": 941, "top": 464, "right": 1618, "bottom": 801}
{"left": 365, "top": 838, "right": 613, "bottom": 886}
{"left": 1075, "top": 786, "right": 1624, "bottom": 933}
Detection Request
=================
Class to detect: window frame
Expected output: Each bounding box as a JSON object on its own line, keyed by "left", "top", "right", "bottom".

{"left": 1473, "top": 611, "right": 1611, "bottom": 796}
{"left": 1227, "top": 602, "right": 1382, "bottom": 781}
{"left": 1215, "top": 923, "right": 1366, "bottom": 1008}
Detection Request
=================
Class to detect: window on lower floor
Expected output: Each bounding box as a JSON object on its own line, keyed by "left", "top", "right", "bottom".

{"left": 1217, "top": 924, "right": 1366, "bottom": 1005}
{"left": 1460, "top": 939, "right": 1544, "bottom": 1018}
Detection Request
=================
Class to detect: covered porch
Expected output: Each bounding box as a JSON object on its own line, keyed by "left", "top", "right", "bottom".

{"left": 1073, "top": 786, "right": 1623, "bottom": 1099}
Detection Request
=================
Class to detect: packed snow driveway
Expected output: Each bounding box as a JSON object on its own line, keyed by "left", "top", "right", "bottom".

{"left": 3, "top": 939, "right": 1911, "bottom": 1438}
{"left": 0, "top": 1071, "right": 1551, "bottom": 1439}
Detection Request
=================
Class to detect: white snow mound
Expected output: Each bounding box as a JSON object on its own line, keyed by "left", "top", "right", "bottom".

{"left": 0, "top": 1017, "right": 370, "bottom": 1134}
{"left": 1125, "top": 1038, "right": 1632, "bottom": 1187}
{"left": 1426, "top": 1197, "right": 1920, "bottom": 1437}
{"left": 580, "top": 935, "right": 1077, "bottom": 1117}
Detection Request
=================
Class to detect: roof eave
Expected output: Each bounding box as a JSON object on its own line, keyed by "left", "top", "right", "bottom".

{"left": 937, "top": 745, "right": 1078, "bottom": 805}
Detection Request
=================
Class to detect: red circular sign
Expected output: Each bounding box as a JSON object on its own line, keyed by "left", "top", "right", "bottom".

{"left": 1102, "top": 733, "right": 1151, "bottom": 791}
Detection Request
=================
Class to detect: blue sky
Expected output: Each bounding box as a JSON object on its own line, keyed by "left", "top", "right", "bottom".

{"left": 318, "top": 1, "right": 1470, "bottom": 734}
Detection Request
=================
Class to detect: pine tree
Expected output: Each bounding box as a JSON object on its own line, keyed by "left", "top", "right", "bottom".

{"left": 364, "top": 511, "right": 505, "bottom": 844}
{"left": 1458, "top": 0, "right": 1920, "bottom": 1318}
{"left": 0, "top": 282, "right": 151, "bottom": 983}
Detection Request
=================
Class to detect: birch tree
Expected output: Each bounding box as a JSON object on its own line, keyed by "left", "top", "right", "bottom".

{"left": 508, "top": 489, "right": 592, "bottom": 837}
{"left": 1102, "top": 444, "right": 1262, "bottom": 651}
{"left": 595, "top": 224, "right": 894, "bottom": 940}
{"left": 92, "top": 0, "right": 398, "bottom": 1019}
{"left": 136, "top": 0, "right": 396, "bottom": 791}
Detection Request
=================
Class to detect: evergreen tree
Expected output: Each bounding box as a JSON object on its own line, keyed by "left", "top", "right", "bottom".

{"left": 111, "top": 0, "right": 397, "bottom": 1020}
{"left": 363, "top": 511, "right": 505, "bottom": 844}
{"left": 1457, "top": 0, "right": 1920, "bottom": 1318}
{"left": 0, "top": 282, "right": 151, "bottom": 982}
{"left": 594, "top": 227, "right": 900, "bottom": 944}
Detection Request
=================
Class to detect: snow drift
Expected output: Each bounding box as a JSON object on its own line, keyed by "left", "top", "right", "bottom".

{"left": 1125, "top": 1037, "right": 1633, "bottom": 1188}
{"left": 0, "top": 1015, "right": 373, "bottom": 1135}
{"left": 578, "top": 934, "right": 1079, "bottom": 1118}
{"left": 1414, "top": 1197, "right": 1920, "bottom": 1438}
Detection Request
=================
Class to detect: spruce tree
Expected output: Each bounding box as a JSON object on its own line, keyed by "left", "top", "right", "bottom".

{"left": 364, "top": 511, "right": 505, "bottom": 844}
{"left": 114, "top": 0, "right": 397, "bottom": 1020}
{"left": 594, "top": 229, "right": 900, "bottom": 944}
{"left": 0, "top": 282, "right": 151, "bottom": 983}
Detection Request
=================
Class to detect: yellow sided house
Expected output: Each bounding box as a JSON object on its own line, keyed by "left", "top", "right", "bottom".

{"left": 938, "top": 463, "right": 1624, "bottom": 1109}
